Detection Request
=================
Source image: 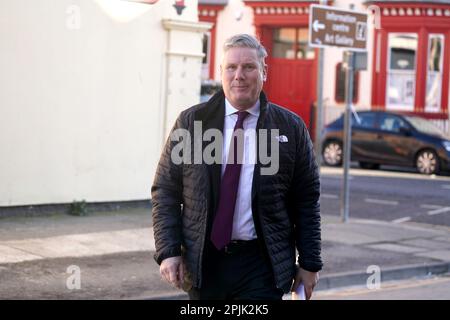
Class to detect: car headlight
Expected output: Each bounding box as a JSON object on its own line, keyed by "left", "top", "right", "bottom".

{"left": 443, "top": 141, "right": 450, "bottom": 152}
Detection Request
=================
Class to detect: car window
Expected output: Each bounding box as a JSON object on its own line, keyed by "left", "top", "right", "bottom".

{"left": 354, "top": 113, "right": 376, "bottom": 129}
{"left": 332, "top": 115, "right": 344, "bottom": 127}
{"left": 378, "top": 115, "right": 409, "bottom": 133}
{"left": 404, "top": 116, "right": 444, "bottom": 136}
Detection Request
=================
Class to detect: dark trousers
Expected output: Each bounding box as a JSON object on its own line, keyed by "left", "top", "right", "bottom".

{"left": 188, "top": 240, "right": 284, "bottom": 300}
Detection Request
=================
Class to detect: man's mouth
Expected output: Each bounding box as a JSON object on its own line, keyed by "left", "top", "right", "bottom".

{"left": 233, "top": 85, "right": 248, "bottom": 89}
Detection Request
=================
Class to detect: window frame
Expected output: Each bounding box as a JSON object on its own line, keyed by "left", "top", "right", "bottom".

{"left": 370, "top": 6, "right": 450, "bottom": 120}
{"left": 201, "top": 32, "right": 211, "bottom": 81}
{"left": 386, "top": 32, "right": 419, "bottom": 111}
{"left": 425, "top": 33, "right": 445, "bottom": 113}
{"left": 272, "top": 27, "right": 315, "bottom": 60}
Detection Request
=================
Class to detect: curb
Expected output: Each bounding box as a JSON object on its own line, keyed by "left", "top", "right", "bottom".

{"left": 144, "top": 262, "right": 450, "bottom": 300}
{"left": 314, "top": 261, "right": 450, "bottom": 291}
{"left": 0, "top": 200, "right": 152, "bottom": 218}
{"left": 146, "top": 293, "right": 189, "bottom": 300}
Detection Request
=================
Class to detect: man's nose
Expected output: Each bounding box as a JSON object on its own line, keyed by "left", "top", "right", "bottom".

{"left": 234, "top": 66, "right": 244, "bottom": 80}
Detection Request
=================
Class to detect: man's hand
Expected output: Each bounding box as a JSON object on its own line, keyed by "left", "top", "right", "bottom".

{"left": 291, "top": 267, "right": 319, "bottom": 300}
{"left": 160, "top": 256, "right": 185, "bottom": 289}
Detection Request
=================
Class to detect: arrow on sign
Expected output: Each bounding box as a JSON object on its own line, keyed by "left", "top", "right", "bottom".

{"left": 313, "top": 20, "right": 325, "bottom": 32}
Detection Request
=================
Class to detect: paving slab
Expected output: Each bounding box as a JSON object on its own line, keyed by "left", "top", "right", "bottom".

{"left": 323, "top": 219, "right": 448, "bottom": 245}
{"left": 0, "top": 228, "right": 154, "bottom": 263}
{"left": 0, "top": 244, "right": 43, "bottom": 264}
{"left": 365, "top": 243, "right": 428, "bottom": 254}
{"left": 399, "top": 238, "right": 450, "bottom": 250}
{"left": 415, "top": 250, "right": 450, "bottom": 261}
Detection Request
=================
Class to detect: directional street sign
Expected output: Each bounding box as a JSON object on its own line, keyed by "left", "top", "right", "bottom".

{"left": 309, "top": 5, "right": 368, "bottom": 51}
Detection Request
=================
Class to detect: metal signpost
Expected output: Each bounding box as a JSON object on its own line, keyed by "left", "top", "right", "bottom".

{"left": 309, "top": 5, "right": 368, "bottom": 51}
{"left": 342, "top": 51, "right": 355, "bottom": 223}
{"left": 309, "top": 5, "right": 368, "bottom": 222}
{"left": 314, "top": 0, "right": 326, "bottom": 176}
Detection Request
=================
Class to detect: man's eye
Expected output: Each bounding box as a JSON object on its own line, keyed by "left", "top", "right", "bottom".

{"left": 227, "top": 66, "right": 236, "bottom": 71}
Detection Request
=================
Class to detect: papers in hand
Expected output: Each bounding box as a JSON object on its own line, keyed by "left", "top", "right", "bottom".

{"left": 291, "top": 283, "right": 306, "bottom": 300}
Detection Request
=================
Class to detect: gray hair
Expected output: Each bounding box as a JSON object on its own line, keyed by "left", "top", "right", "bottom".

{"left": 223, "top": 34, "right": 268, "bottom": 67}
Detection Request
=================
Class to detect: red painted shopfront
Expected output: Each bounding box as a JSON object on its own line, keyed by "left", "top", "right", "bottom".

{"left": 369, "top": 1, "right": 450, "bottom": 121}
{"left": 199, "top": 1, "right": 321, "bottom": 130}
{"left": 199, "top": 1, "right": 450, "bottom": 131}
{"left": 245, "top": 1, "right": 321, "bottom": 129}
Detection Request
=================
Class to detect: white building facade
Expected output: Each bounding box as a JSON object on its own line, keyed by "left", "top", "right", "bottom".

{"left": 0, "top": 0, "right": 210, "bottom": 207}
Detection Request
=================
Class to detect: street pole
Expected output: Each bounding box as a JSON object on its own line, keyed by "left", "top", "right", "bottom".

{"left": 314, "top": 48, "right": 324, "bottom": 174}
{"left": 341, "top": 51, "right": 354, "bottom": 223}
{"left": 314, "top": 0, "right": 326, "bottom": 174}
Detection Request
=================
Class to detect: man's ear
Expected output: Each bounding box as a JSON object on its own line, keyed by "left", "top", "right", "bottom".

{"left": 262, "top": 65, "right": 268, "bottom": 82}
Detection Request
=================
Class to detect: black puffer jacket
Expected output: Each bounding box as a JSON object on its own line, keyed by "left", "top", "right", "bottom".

{"left": 151, "top": 90, "right": 322, "bottom": 293}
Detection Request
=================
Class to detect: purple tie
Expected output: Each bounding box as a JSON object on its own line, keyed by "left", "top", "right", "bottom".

{"left": 210, "top": 111, "right": 250, "bottom": 250}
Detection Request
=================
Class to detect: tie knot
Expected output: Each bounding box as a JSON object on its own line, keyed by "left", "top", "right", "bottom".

{"left": 235, "top": 111, "right": 249, "bottom": 127}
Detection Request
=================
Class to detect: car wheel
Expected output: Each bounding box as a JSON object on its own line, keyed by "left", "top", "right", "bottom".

{"left": 359, "top": 162, "right": 380, "bottom": 170}
{"left": 416, "top": 150, "right": 439, "bottom": 175}
{"left": 322, "top": 141, "right": 343, "bottom": 166}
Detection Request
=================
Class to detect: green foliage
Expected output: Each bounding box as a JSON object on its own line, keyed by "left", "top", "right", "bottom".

{"left": 69, "top": 200, "right": 89, "bottom": 216}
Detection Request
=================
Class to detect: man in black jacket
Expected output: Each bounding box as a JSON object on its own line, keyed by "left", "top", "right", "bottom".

{"left": 151, "top": 34, "right": 322, "bottom": 300}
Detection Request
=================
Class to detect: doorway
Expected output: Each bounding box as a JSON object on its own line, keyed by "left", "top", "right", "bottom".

{"left": 265, "top": 27, "right": 317, "bottom": 129}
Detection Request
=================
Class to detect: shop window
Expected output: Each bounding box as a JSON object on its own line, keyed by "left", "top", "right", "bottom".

{"left": 386, "top": 33, "right": 418, "bottom": 111}
{"left": 335, "top": 63, "right": 359, "bottom": 103}
{"left": 273, "top": 28, "right": 296, "bottom": 58}
{"left": 201, "top": 33, "right": 211, "bottom": 80}
{"left": 297, "top": 28, "right": 315, "bottom": 59}
{"left": 273, "top": 28, "right": 315, "bottom": 60}
{"left": 426, "top": 34, "right": 444, "bottom": 112}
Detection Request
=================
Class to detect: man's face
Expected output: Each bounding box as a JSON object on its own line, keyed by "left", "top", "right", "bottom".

{"left": 220, "top": 47, "right": 267, "bottom": 110}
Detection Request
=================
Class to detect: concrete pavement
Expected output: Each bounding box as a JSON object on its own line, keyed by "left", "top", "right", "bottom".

{"left": 0, "top": 207, "right": 449, "bottom": 299}
{"left": 315, "top": 275, "right": 450, "bottom": 300}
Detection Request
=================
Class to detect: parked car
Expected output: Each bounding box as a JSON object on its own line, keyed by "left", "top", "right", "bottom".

{"left": 322, "top": 111, "right": 450, "bottom": 174}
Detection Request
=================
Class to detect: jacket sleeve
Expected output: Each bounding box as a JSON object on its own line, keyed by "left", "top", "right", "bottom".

{"left": 151, "top": 113, "right": 187, "bottom": 265}
{"left": 289, "top": 118, "right": 323, "bottom": 272}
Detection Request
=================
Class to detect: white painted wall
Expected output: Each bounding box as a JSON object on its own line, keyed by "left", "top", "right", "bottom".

{"left": 162, "top": 19, "right": 212, "bottom": 138}
{"left": 0, "top": 0, "right": 206, "bottom": 206}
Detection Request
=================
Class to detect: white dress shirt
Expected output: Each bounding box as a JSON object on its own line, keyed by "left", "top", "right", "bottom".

{"left": 223, "top": 98, "right": 260, "bottom": 241}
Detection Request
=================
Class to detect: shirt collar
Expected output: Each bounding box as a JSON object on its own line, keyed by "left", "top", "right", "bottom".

{"left": 225, "top": 98, "right": 260, "bottom": 118}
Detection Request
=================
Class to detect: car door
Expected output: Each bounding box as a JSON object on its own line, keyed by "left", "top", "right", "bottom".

{"left": 375, "top": 114, "right": 414, "bottom": 165}
{"left": 351, "top": 112, "right": 381, "bottom": 162}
